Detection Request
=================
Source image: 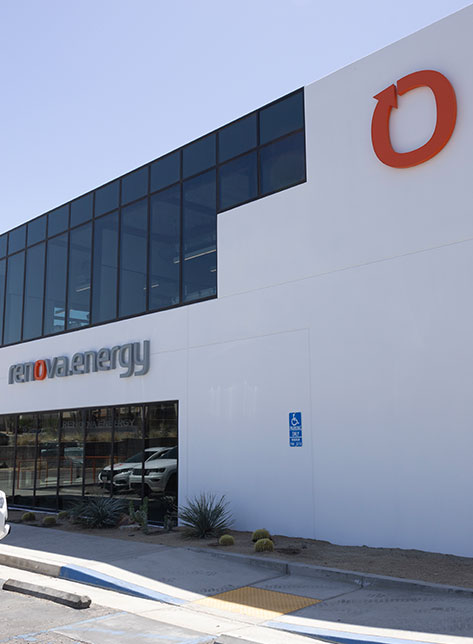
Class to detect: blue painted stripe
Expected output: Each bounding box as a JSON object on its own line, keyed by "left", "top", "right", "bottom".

{"left": 266, "top": 621, "right": 434, "bottom": 644}
{"left": 59, "top": 564, "right": 187, "bottom": 605}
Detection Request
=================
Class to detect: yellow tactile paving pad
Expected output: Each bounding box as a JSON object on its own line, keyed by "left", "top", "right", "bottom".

{"left": 194, "top": 586, "right": 320, "bottom": 619}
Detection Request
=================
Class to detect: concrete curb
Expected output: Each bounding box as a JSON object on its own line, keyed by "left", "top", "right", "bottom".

{"left": 0, "top": 553, "right": 186, "bottom": 604}
{"left": 2, "top": 578, "right": 91, "bottom": 609}
{"left": 186, "top": 546, "right": 473, "bottom": 597}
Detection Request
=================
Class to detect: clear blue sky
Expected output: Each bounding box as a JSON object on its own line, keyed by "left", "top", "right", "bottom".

{"left": 0, "top": 0, "right": 469, "bottom": 233}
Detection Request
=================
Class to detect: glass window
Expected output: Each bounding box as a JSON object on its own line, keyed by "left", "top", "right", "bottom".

{"left": 48, "top": 205, "right": 69, "bottom": 237}
{"left": 4, "top": 251, "right": 25, "bottom": 345}
{"left": 95, "top": 180, "right": 119, "bottom": 216}
{"left": 219, "top": 114, "right": 257, "bottom": 162}
{"left": 36, "top": 412, "right": 60, "bottom": 510}
{"left": 182, "top": 170, "right": 216, "bottom": 302}
{"left": 44, "top": 233, "right": 68, "bottom": 335}
{"left": 8, "top": 225, "right": 26, "bottom": 254}
{"left": 59, "top": 410, "right": 84, "bottom": 508}
{"left": 183, "top": 134, "right": 216, "bottom": 178}
{"left": 0, "top": 259, "right": 5, "bottom": 344}
{"left": 150, "top": 151, "right": 180, "bottom": 193}
{"left": 0, "top": 235, "right": 6, "bottom": 258}
{"left": 121, "top": 167, "right": 148, "bottom": 205}
{"left": 0, "top": 415, "right": 16, "bottom": 500}
{"left": 260, "top": 131, "right": 306, "bottom": 196}
{"left": 71, "top": 193, "right": 93, "bottom": 228}
{"left": 15, "top": 414, "right": 37, "bottom": 508}
{"left": 84, "top": 408, "right": 112, "bottom": 500}
{"left": 27, "top": 216, "right": 46, "bottom": 246}
{"left": 259, "top": 91, "right": 304, "bottom": 145}
{"left": 67, "top": 223, "right": 91, "bottom": 330}
{"left": 219, "top": 151, "right": 257, "bottom": 211}
{"left": 23, "top": 243, "right": 45, "bottom": 341}
{"left": 119, "top": 198, "right": 148, "bottom": 317}
{"left": 92, "top": 211, "right": 118, "bottom": 324}
{"left": 149, "top": 185, "right": 180, "bottom": 311}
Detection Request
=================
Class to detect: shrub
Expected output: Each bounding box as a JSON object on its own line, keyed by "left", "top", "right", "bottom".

{"left": 129, "top": 497, "right": 149, "bottom": 534}
{"left": 252, "top": 528, "right": 271, "bottom": 542}
{"left": 254, "top": 538, "right": 274, "bottom": 553}
{"left": 179, "top": 493, "right": 233, "bottom": 538}
{"left": 22, "top": 512, "right": 36, "bottom": 522}
{"left": 69, "top": 497, "right": 127, "bottom": 529}
{"left": 57, "top": 511, "right": 69, "bottom": 521}
{"left": 42, "top": 516, "right": 57, "bottom": 527}
{"left": 219, "top": 534, "right": 235, "bottom": 546}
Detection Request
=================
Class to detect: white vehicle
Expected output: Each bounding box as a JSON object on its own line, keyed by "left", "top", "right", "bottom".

{"left": 0, "top": 491, "right": 11, "bottom": 540}
{"left": 98, "top": 446, "right": 171, "bottom": 491}
{"left": 129, "top": 446, "right": 177, "bottom": 495}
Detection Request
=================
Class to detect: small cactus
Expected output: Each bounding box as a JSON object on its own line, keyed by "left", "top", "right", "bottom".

{"left": 219, "top": 534, "right": 235, "bottom": 546}
{"left": 57, "top": 511, "right": 69, "bottom": 520}
{"left": 254, "top": 538, "right": 274, "bottom": 553}
{"left": 42, "top": 516, "right": 57, "bottom": 527}
{"left": 22, "top": 512, "right": 36, "bottom": 522}
{"left": 252, "top": 528, "right": 270, "bottom": 542}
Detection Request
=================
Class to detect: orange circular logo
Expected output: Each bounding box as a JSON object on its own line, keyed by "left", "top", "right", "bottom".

{"left": 371, "top": 70, "right": 457, "bottom": 168}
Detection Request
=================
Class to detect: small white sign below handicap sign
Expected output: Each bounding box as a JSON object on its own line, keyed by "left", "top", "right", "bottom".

{"left": 289, "top": 412, "right": 302, "bottom": 446}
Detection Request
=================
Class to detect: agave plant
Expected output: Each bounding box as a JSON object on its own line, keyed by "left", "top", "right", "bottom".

{"left": 69, "top": 497, "right": 127, "bottom": 529}
{"left": 179, "top": 493, "right": 233, "bottom": 538}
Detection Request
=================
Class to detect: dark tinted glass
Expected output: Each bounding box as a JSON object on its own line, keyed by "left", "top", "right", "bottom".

{"left": 219, "top": 151, "right": 257, "bottom": 211}
{"left": 71, "top": 193, "right": 93, "bottom": 228}
{"left": 8, "top": 225, "right": 26, "bottom": 254}
{"left": 0, "top": 259, "right": 5, "bottom": 343}
{"left": 95, "top": 180, "right": 119, "bottom": 216}
{"left": 48, "top": 205, "right": 69, "bottom": 237}
{"left": 219, "top": 114, "right": 257, "bottom": 162}
{"left": 149, "top": 185, "right": 180, "bottom": 311}
{"left": 92, "top": 211, "right": 118, "bottom": 324}
{"left": 122, "top": 167, "right": 148, "bottom": 205}
{"left": 27, "top": 216, "right": 46, "bottom": 246}
{"left": 182, "top": 170, "right": 216, "bottom": 302}
{"left": 260, "top": 91, "right": 304, "bottom": 145}
{"left": 4, "top": 251, "right": 25, "bottom": 344}
{"left": 67, "top": 223, "right": 91, "bottom": 330}
{"left": 44, "top": 233, "right": 68, "bottom": 334}
{"left": 150, "top": 152, "right": 180, "bottom": 192}
{"left": 23, "top": 243, "right": 45, "bottom": 341}
{"left": 0, "top": 236, "right": 6, "bottom": 258}
{"left": 183, "top": 134, "right": 216, "bottom": 178}
{"left": 260, "top": 131, "right": 305, "bottom": 196}
{"left": 119, "top": 199, "right": 148, "bottom": 317}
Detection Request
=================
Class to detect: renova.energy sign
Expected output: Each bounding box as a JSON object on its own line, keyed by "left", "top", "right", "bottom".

{"left": 8, "top": 340, "right": 150, "bottom": 384}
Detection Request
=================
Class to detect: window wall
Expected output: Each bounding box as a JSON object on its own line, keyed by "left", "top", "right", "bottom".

{"left": 0, "top": 401, "right": 178, "bottom": 523}
{"left": 0, "top": 89, "right": 306, "bottom": 347}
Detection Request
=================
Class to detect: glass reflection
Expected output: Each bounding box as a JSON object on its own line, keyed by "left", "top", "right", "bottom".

{"left": 58, "top": 410, "right": 84, "bottom": 508}
{"left": 0, "top": 415, "right": 16, "bottom": 500}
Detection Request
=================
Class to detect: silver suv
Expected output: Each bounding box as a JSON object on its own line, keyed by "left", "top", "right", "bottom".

{"left": 98, "top": 447, "right": 171, "bottom": 491}
{"left": 129, "top": 446, "right": 177, "bottom": 495}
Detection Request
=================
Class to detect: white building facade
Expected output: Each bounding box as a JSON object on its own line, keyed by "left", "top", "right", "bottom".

{"left": 1, "top": 6, "right": 472, "bottom": 556}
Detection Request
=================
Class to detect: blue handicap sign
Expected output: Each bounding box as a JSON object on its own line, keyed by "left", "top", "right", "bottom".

{"left": 289, "top": 412, "right": 302, "bottom": 446}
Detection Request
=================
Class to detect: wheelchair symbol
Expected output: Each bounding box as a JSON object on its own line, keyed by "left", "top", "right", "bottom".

{"left": 290, "top": 413, "right": 301, "bottom": 427}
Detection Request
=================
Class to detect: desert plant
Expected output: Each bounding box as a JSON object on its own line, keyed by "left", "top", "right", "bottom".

{"left": 22, "top": 511, "right": 36, "bottom": 522}
{"left": 179, "top": 493, "right": 233, "bottom": 538}
{"left": 42, "top": 516, "right": 57, "bottom": 527}
{"left": 219, "top": 534, "right": 235, "bottom": 546}
{"left": 254, "top": 538, "right": 274, "bottom": 553}
{"left": 129, "top": 497, "right": 149, "bottom": 534}
{"left": 252, "top": 528, "right": 271, "bottom": 542}
{"left": 69, "top": 497, "right": 127, "bottom": 529}
{"left": 57, "top": 511, "right": 69, "bottom": 520}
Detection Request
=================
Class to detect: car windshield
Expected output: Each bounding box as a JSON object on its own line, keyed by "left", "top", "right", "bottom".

{"left": 146, "top": 449, "right": 170, "bottom": 462}
{"left": 158, "top": 446, "right": 177, "bottom": 459}
{"left": 124, "top": 451, "right": 145, "bottom": 464}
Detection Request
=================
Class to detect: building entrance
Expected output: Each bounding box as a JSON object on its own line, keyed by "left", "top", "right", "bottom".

{"left": 0, "top": 401, "right": 178, "bottom": 523}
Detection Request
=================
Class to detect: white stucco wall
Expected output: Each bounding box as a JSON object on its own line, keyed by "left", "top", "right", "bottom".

{"left": 1, "top": 5, "right": 473, "bottom": 556}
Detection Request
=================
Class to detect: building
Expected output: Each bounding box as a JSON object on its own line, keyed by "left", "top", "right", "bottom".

{"left": 1, "top": 6, "right": 472, "bottom": 556}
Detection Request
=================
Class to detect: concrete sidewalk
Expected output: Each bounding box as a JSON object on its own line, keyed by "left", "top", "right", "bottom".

{"left": 1, "top": 523, "right": 473, "bottom": 643}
